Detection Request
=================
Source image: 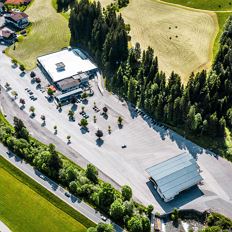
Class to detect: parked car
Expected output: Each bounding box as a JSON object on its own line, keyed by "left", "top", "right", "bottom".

{"left": 101, "top": 215, "right": 107, "bottom": 221}
{"left": 121, "top": 145, "right": 127, "bottom": 149}
{"left": 65, "top": 192, "right": 71, "bottom": 197}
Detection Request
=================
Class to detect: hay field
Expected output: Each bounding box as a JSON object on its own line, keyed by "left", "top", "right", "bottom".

{"left": 120, "top": 0, "right": 217, "bottom": 82}
{"left": 161, "top": 0, "right": 232, "bottom": 11}
{"left": 6, "top": 0, "right": 70, "bottom": 70}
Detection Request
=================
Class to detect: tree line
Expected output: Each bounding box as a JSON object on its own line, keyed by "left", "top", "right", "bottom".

{"left": 0, "top": 116, "right": 152, "bottom": 232}
{"left": 68, "top": 0, "right": 232, "bottom": 158}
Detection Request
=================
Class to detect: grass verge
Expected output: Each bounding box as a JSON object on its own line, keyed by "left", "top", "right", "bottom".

{"left": 0, "top": 156, "right": 95, "bottom": 232}
{"left": 213, "top": 12, "right": 231, "bottom": 59}
{"left": 161, "top": 0, "right": 232, "bottom": 11}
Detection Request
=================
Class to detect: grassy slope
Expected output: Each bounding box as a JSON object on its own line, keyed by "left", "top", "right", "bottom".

{"left": 160, "top": 0, "right": 231, "bottom": 58}
{"left": 6, "top": 0, "right": 70, "bottom": 70}
{"left": 161, "top": 0, "right": 232, "bottom": 11}
{"left": 0, "top": 156, "right": 95, "bottom": 232}
{"left": 213, "top": 12, "right": 230, "bottom": 59}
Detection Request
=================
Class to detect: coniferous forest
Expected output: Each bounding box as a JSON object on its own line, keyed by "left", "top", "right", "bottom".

{"left": 63, "top": 0, "right": 232, "bottom": 160}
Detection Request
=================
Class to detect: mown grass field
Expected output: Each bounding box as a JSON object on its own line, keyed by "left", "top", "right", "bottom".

{"left": 120, "top": 0, "right": 217, "bottom": 82}
{"left": 161, "top": 0, "right": 232, "bottom": 11}
{"left": 160, "top": 0, "right": 231, "bottom": 60}
{"left": 6, "top": 0, "right": 70, "bottom": 70}
{"left": 0, "top": 156, "right": 91, "bottom": 232}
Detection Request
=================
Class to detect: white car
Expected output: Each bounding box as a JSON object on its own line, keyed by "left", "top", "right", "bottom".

{"left": 12, "top": 9, "right": 21, "bottom": 13}
{"left": 101, "top": 215, "right": 107, "bottom": 221}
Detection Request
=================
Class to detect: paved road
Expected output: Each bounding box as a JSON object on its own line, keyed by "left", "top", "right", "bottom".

{"left": 0, "top": 143, "right": 123, "bottom": 232}
{"left": 0, "top": 221, "right": 11, "bottom": 232}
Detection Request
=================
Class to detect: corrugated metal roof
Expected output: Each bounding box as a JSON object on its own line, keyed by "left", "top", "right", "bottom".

{"left": 146, "top": 152, "right": 203, "bottom": 201}
{"left": 56, "top": 88, "right": 83, "bottom": 100}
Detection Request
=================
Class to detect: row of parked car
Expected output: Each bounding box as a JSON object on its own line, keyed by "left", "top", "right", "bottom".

{"left": 25, "top": 87, "right": 37, "bottom": 101}
{"left": 134, "top": 108, "right": 169, "bottom": 130}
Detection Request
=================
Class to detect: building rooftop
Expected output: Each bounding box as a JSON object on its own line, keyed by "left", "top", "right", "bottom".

{"left": 146, "top": 152, "right": 203, "bottom": 201}
{"left": 0, "top": 27, "right": 14, "bottom": 38}
{"left": 5, "top": 0, "right": 31, "bottom": 5}
{"left": 37, "top": 49, "right": 97, "bottom": 83}
{"left": 57, "top": 77, "right": 80, "bottom": 91}
{"left": 6, "top": 12, "right": 28, "bottom": 22}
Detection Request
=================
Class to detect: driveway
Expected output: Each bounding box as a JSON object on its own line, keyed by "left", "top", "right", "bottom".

{"left": 1, "top": 45, "right": 232, "bottom": 218}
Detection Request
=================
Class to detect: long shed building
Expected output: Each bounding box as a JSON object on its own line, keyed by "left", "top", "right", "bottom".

{"left": 146, "top": 152, "right": 203, "bottom": 202}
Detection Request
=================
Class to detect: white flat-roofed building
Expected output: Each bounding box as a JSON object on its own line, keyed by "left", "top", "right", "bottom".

{"left": 37, "top": 48, "right": 98, "bottom": 92}
{"left": 146, "top": 152, "right": 203, "bottom": 202}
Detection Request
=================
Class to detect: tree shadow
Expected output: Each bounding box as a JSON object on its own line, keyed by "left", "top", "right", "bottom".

{"left": 41, "top": 121, "right": 46, "bottom": 127}
{"left": 71, "top": 104, "right": 77, "bottom": 112}
{"left": 80, "top": 127, "right": 89, "bottom": 134}
{"left": 96, "top": 138, "right": 104, "bottom": 147}
{"left": 118, "top": 124, "right": 123, "bottom": 129}
{"left": 140, "top": 114, "right": 204, "bottom": 159}
{"left": 127, "top": 103, "right": 138, "bottom": 119}
{"left": 68, "top": 117, "right": 75, "bottom": 122}
{"left": 82, "top": 99, "right": 88, "bottom": 105}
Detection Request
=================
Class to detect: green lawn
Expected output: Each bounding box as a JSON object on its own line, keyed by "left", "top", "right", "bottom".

{"left": 0, "top": 156, "right": 92, "bottom": 232}
{"left": 5, "top": 0, "right": 70, "bottom": 70}
{"left": 161, "top": 0, "right": 232, "bottom": 11}
{"left": 213, "top": 12, "right": 230, "bottom": 60}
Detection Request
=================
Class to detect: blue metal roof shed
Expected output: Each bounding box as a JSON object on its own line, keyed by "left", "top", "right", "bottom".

{"left": 146, "top": 152, "right": 203, "bottom": 202}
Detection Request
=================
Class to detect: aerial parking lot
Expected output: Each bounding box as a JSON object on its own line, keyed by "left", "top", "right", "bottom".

{"left": 1, "top": 45, "right": 232, "bottom": 218}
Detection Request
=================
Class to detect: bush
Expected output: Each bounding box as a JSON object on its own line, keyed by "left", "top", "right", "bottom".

{"left": 19, "top": 64, "right": 25, "bottom": 71}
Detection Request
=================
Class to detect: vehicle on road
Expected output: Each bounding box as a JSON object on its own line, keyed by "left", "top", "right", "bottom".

{"left": 121, "top": 145, "right": 127, "bottom": 149}
{"left": 101, "top": 215, "right": 107, "bottom": 221}
{"left": 65, "top": 192, "right": 71, "bottom": 197}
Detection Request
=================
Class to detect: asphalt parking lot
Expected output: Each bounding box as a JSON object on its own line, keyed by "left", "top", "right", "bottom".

{"left": 1, "top": 45, "right": 232, "bottom": 218}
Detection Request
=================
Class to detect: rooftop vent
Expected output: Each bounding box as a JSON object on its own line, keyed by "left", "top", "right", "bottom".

{"left": 56, "top": 62, "right": 65, "bottom": 71}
